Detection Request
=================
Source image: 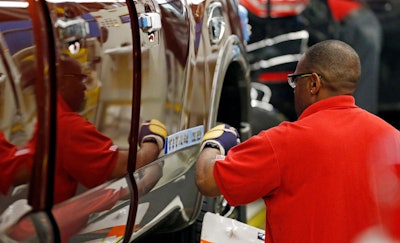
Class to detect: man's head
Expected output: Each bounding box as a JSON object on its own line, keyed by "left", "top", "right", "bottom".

{"left": 58, "top": 57, "right": 87, "bottom": 112}
{"left": 291, "top": 40, "right": 361, "bottom": 117}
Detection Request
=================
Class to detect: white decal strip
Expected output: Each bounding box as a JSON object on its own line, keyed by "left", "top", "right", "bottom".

{"left": 164, "top": 125, "right": 204, "bottom": 154}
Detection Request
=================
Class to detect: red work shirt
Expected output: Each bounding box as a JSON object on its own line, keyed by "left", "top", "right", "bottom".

{"left": 214, "top": 95, "right": 400, "bottom": 242}
{"left": 0, "top": 131, "right": 32, "bottom": 195}
{"left": 54, "top": 95, "right": 118, "bottom": 203}
{"left": 327, "top": 0, "right": 361, "bottom": 21}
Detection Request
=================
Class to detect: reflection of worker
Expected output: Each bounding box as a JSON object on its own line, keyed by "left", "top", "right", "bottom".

{"left": 0, "top": 131, "right": 32, "bottom": 195}
{"left": 195, "top": 40, "right": 400, "bottom": 242}
{"left": 28, "top": 57, "right": 167, "bottom": 203}
{"left": 135, "top": 161, "right": 164, "bottom": 198}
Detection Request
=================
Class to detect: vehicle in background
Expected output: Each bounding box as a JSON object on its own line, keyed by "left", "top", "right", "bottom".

{"left": 245, "top": 0, "right": 400, "bottom": 129}
{"left": 365, "top": 0, "right": 400, "bottom": 128}
{"left": 0, "top": 0, "right": 251, "bottom": 242}
{"left": 242, "top": 0, "right": 310, "bottom": 123}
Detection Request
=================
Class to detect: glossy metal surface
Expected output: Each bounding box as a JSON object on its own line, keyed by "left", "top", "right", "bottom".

{"left": 0, "top": 0, "right": 250, "bottom": 241}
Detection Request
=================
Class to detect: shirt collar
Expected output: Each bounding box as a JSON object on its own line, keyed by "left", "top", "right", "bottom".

{"left": 57, "top": 93, "right": 73, "bottom": 112}
{"left": 298, "top": 95, "right": 357, "bottom": 120}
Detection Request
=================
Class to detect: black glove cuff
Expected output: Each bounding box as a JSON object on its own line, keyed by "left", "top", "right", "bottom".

{"left": 203, "top": 142, "right": 221, "bottom": 150}
{"left": 200, "top": 141, "right": 225, "bottom": 155}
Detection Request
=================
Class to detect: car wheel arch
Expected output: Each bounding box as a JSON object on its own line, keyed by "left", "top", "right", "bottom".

{"left": 208, "top": 35, "right": 251, "bottom": 133}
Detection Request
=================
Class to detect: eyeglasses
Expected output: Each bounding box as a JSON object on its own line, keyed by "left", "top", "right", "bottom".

{"left": 63, "top": 73, "right": 88, "bottom": 84}
{"left": 287, "top": 73, "right": 313, "bottom": 88}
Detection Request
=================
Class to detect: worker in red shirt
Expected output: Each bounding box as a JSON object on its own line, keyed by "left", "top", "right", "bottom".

{"left": 327, "top": 0, "right": 382, "bottom": 114}
{"left": 195, "top": 40, "right": 400, "bottom": 242}
{"left": 26, "top": 57, "right": 167, "bottom": 203}
{"left": 0, "top": 131, "right": 32, "bottom": 195}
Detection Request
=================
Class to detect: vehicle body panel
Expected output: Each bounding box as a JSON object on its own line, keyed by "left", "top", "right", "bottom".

{"left": 0, "top": 0, "right": 250, "bottom": 242}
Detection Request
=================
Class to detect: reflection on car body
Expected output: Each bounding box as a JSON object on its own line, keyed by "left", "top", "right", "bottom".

{"left": 0, "top": 0, "right": 250, "bottom": 242}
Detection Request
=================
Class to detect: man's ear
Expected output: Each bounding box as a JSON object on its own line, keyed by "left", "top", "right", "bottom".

{"left": 309, "top": 73, "right": 321, "bottom": 94}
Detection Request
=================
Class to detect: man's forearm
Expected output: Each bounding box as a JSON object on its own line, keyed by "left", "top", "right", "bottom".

{"left": 195, "top": 148, "right": 222, "bottom": 197}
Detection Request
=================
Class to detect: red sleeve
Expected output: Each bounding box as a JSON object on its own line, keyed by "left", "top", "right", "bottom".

{"left": 213, "top": 131, "right": 281, "bottom": 206}
{"left": 0, "top": 132, "right": 32, "bottom": 195}
{"left": 57, "top": 113, "right": 118, "bottom": 189}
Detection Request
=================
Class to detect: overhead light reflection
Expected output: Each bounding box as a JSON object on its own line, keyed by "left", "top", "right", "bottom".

{"left": 0, "top": 1, "right": 29, "bottom": 8}
{"left": 47, "top": 0, "right": 125, "bottom": 2}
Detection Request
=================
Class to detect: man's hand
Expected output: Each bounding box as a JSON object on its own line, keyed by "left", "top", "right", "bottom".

{"left": 200, "top": 124, "right": 240, "bottom": 155}
{"left": 139, "top": 119, "right": 168, "bottom": 150}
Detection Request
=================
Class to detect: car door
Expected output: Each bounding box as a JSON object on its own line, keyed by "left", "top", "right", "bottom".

{"left": 0, "top": 0, "right": 59, "bottom": 241}
{"left": 0, "top": 0, "right": 144, "bottom": 242}
{"left": 1, "top": 0, "right": 252, "bottom": 242}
